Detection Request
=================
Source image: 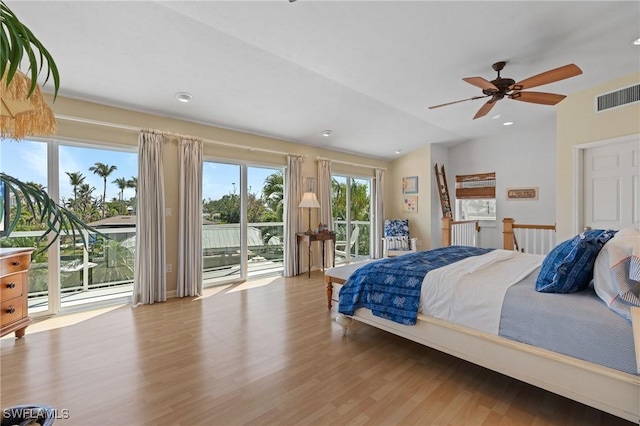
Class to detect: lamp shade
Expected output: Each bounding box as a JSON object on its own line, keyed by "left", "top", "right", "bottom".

{"left": 298, "top": 192, "right": 320, "bottom": 209}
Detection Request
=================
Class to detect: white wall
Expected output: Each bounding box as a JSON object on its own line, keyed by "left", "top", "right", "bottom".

{"left": 556, "top": 72, "right": 640, "bottom": 240}
{"left": 444, "top": 118, "right": 557, "bottom": 248}
{"left": 387, "top": 144, "right": 432, "bottom": 250}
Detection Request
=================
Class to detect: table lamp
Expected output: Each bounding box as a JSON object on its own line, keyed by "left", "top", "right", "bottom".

{"left": 298, "top": 192, "right": 320, "bottom": 234}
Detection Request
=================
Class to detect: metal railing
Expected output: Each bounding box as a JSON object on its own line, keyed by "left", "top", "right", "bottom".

{"left": 2, "top": 221, "right": 287, "bottom": 304}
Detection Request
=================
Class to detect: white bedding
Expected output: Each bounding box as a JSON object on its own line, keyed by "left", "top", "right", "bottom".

{"left": 419, "top": 250, "right": 544, "bottom": 334}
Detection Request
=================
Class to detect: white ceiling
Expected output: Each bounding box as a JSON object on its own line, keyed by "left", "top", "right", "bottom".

{"left": 10, "top": 1, "right": 640, "bottom": 161}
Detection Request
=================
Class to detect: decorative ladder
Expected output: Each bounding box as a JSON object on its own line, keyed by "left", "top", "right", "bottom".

{"left": 434, "top": 163, "right": 452, "bottom": 218}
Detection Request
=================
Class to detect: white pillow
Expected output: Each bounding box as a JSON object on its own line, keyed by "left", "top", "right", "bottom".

{"left": 593, "top": 227, "right": 640, "bottom": 321}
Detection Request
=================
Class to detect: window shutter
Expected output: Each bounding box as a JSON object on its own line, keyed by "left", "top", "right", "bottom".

{"left": 455, "top": 172, "right": 496, "bottom": 199}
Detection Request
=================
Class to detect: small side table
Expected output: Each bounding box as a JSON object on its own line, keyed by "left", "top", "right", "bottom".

{"left": 296, "top": 232, "right": 336, "bottom": 278}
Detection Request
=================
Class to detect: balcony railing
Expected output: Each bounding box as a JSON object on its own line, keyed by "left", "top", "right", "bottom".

{"left": 333, "top": 219, "right": 371, "bottom": 262}
{"left": 1, "top": 221, "right": 287, "bottom": 309}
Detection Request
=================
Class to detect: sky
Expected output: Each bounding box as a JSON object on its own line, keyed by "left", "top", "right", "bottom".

{"left": 1, "top": 139, "right": 281, "bottom": 203}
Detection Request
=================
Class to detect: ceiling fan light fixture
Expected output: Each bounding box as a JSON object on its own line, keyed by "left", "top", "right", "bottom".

{"left": 175, "top": 92, "right": 192, "bottom": 103}
{"left": 430, "top": 62, "right": 582, "bottom": 120}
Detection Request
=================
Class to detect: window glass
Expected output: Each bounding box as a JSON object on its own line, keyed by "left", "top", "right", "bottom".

{"left": 456, "top": 198, "right": 496, "bottom": 221}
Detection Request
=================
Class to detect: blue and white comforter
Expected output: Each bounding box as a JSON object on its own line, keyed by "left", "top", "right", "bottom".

{"left": 338, "top": 246, "right": 493, "bottom": 325}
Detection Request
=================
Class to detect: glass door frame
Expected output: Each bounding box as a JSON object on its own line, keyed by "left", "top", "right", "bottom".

{"left": 202, "top": 157, "right": 285, "bottom": 286}
{"left": 332, "top": 173, "right": 373, "bottom": 263}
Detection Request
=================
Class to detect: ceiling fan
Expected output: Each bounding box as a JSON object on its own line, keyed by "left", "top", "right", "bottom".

{"left": 429, "top": 61, "right": 582, "bottom": 119}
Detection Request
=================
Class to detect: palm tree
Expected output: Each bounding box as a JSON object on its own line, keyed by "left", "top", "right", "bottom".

{"left": 89, "top": 162, "right": 117, "bottom": 218}
{"left": 76, "top": 183, "right": 98, "bottom": 221}
{"left": 65, "top": 171, "right": 85, "bottom": 210}
{"left": 263, "top": 171, "right": 284, "bottom": 220}
{"left": 112, "top": 177, "right": 128, "bottom": 214}
{"left": 127, "top": 176, "right": 137, "bottom": 197}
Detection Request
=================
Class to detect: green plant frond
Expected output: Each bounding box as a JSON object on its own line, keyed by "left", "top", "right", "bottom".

{"left": 0, "top": 0, "right": 60, "bottom": 97}
{"left": 22, "top": 24, "right": 59, "bottom": 97}
{"left": 5, "top": 22, "right": 23, "bottom": 86}
{"left": 1, "top": 173, "right": 106, "bottom": 253}
{"left": 6, "top": 184, "right": 22, "bottom": 236}
{"left": 0, "top": 27, "right": 9, "bottom": 73}
{"left": 6, "top": 16, "right": 38, "bottom": 96}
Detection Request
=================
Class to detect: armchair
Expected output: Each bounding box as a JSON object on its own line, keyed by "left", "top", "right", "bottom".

{"left": 382, "top": 219, "right": 417, "bottom": 257}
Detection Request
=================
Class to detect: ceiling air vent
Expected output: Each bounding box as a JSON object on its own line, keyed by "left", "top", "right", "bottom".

{"left": 596, "top": 83, "right": 640, "bottom": 112}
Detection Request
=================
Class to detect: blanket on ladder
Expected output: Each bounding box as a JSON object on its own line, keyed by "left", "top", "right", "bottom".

{"left": 338, "top": 246, "right": 493, "bottom": 325}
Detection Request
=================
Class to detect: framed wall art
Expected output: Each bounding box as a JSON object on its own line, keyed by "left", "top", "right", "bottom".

{"left": 402, "top": 176, "right": 418, "bottom": 194}
{"left": 403, "top": 195, "right": 418, "bottom": 213}
{"left": 506, "top": 187, "right": 538, "bottom": 200}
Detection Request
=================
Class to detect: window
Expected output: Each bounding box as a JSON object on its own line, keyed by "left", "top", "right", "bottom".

{"left": 1, "top": 138, "right": 137, "bottom": 315}
{"left": 455, "top": 172, "right": 496, "bottom": 221}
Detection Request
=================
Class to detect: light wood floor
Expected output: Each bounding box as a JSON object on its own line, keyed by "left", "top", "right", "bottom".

{"left": 1, "top": 272, "right": 634, "bottom": 426}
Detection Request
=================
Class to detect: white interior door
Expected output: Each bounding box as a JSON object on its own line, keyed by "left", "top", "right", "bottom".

{"left": 583, "top": 137, "right": 640, "bottom": 230}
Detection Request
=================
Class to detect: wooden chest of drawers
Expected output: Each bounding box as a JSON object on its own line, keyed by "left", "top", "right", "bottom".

{"left": 0, "top": 248, "right": 34, "bottom": 338}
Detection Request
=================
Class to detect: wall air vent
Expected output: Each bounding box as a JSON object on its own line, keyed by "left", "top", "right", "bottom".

{"left": 596, "top": 83, "right": 640, "bottom": 112}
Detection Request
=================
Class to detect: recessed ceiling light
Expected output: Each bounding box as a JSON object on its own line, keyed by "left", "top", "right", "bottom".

{"left": 503, "top": 121, "right": 514, "bottom": 126}
{"left": 394, "top": 149, "right": 402, "bottom": 155}
{"left": 492, "top": 114, "right": 501, "bottom": 119}
{"left": 633, "top": 37, "right": 640, "bottom": 46}
{"left": 175, "top": 92, "right": 192, "bottom": 103}
{"left": 321, "top": 130, "right": 332, "bottom": 137}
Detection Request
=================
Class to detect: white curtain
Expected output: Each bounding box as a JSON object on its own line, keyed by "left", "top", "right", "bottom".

{"left": 283, "top": 155, "right": 303, "bottom": 277}
{"left": 372, "top": 168, "right": 385, "bottom": 259}
{"left": 317, "top": 159, "right": 334, "bottom": 265}
{"left": 177, "top": 137, "right": 203, "bottom": 297}
{"left": 133, "top": 130, "right": 166, "bottom": 305}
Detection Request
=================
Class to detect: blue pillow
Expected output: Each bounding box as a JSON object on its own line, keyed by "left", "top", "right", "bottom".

{"left": 384, "top": 219, "right": 409, "bottom": 237}
{"left": 535, "top": 229, "right": 617, "bottom": 293}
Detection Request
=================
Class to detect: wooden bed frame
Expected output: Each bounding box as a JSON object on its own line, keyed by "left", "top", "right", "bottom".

{"left": 324, "top": 220, "right": 640, "bottom": 423}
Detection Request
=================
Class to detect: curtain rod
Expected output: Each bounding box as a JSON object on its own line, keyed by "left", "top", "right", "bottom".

{"left": 55, "top": 114, "right": 296, "bottom": 157}
{"left": 316, "top": 156, "right": 386, "bottom": 171}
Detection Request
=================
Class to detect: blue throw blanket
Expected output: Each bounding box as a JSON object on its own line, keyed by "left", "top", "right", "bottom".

{"left": 338, "top": 246, "right": 494, "bottom": 325}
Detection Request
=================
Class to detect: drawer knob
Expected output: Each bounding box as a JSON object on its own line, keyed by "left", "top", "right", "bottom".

{"left": 5, "top": 283, "right": 16, "bottom": 289}
{"left": 6, "top": 306, "right": 15, "bottom": 314}
{"left": 11, "top": 261, "right": 20, "bottom": 266}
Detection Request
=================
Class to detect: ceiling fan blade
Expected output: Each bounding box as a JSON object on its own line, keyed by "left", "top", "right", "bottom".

{"left": 463, "top": 77, "right": 498, "bottom": 92}
{"left": 428, "top": 95, "right": 490, "bottom": 109}
{"left": 510, "top": 64, "right": 582, "bottom": 91}
{"left": 509, "top": 91, "right": 566, "bottom": 105}
{"left": 473, "top": 99, "right": 497, "bottom": 119}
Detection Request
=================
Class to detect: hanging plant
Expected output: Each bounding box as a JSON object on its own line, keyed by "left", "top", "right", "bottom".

{"left": 0, "top": 0, "right": 59, "bottom": 98}
{"left": 1, "top": 1, "right": 100, "bottom": 251}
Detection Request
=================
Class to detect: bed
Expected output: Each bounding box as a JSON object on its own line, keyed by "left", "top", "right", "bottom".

{"left": 324, "top": 225, "right": 640, "bottom": 423}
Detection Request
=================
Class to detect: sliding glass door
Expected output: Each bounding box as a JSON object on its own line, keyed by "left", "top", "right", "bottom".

{"left": 332, "top": 174, "right": 372, "bottom": 263}
{"left": 1, "top": 139, "right": 137, "bottom": 315}
{"left": 202, "top": 161, "right": 284, "bottom": 285}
